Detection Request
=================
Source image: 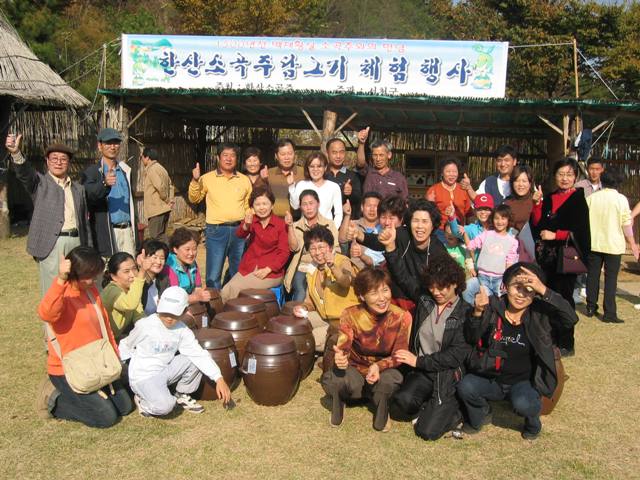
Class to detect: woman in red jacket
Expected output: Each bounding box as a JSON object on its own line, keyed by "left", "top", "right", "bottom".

{"left": 37, "top": 246, "right": 133, "bottom": 427}
{"left": 220, "top": 186, "right": 290, "bottom": 302}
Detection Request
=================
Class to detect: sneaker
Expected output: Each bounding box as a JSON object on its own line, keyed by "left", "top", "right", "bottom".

{"left": 602, "top": 316, "right": 624, "bottom": 324}
{"left": 559, "top": 348, "right": 575, "bottom": 357}
{"left": 634, "top": 304, "right": 640, "bottom": 311}
{"left": 330, "top": 395, "right": 345, "bottom": 427}
{"left": 174, "top": 392, "right": 205, "bottom": 414}
{"left": 35, "top": 376, "right": 59, "bottom": 419}
{"left": 521, "top": 429, "right": 541, "bottom": 440}
{"left": 134, "top": 395, "right": 153, "bottom": 418}
{"left": 585, "top": 306, "right": 598, "bottom": 318}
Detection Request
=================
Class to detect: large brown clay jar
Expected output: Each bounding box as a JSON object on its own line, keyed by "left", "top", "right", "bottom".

{"left": 224, "top": 297, "right": 269, "bottom": 330}
{"left": 241, "top": 333, "right": 300, "bottom": 406}
{"left": 205, "top": 288, "right": 224, "bottom": 318}
{"left": 238, "top": 288, "right": 280, "bottom": 320}
{"left": 267, "top": 315, "right": 315, "bottom": 379}
{"left": 193, "top": 329, "right": 240, "bottom": 400}
{"left": 210, "top": 311, "right": 260, "bottom": 363}
{"left": 186, "top": 302, "right": 208, "bottom": 330}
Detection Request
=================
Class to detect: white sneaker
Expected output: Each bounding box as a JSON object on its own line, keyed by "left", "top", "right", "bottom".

{"left": 134, "top": 395, "right": 153, "bottom": 418}
{"left": 634, "top": 304, "right": 640, "bottom": 311}
{"left": 579, "top": 288, "right": 586, "bottom": 298}
{"left": 174, "top": 392, "right": 205, "bottom": 414}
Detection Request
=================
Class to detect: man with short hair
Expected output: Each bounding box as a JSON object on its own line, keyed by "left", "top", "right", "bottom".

{"left": 264, "top": 138, "right": 305, "bottom": 217}
{"left": 340, "top": 191, "right": 385, "bottom": 268}
{"left": 356, "top": 128, "right": 409, "bottom": 200}
{"left": 466, "top": 145, "right": 518, "bottom": 205}
{"left": 6, "top": 133, "right": 92, "bottom": 295}
{"left": 188, "top": 142, "right": 252, "bottom": 289}
{"left": 575, "top": 157, "right": 604, "bottom": 197}
{"left": 141, "top": 147, "right": 173, "bottom": 243}
{"left": 325, "top": 137, "right": 362, "bottom": 218}
{"left": 81, "top": 128, "right": 137, "bottom": 257}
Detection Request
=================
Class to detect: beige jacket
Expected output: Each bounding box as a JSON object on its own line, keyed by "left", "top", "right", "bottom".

{"left": 143, "top": 161, "right": 173, "bottom": 219}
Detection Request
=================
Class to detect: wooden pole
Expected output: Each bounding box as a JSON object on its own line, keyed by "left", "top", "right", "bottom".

{"left": 321, "top": 110, "right": 337, "bottom": 154}
{"left": 573, "top": 37, "right": 580, "bottom": 99}
{"left": 101, "top": 43, "right": 107, "bottom": 128}
{"left": 0, "top": 98, "right": 12, "bottom": 239}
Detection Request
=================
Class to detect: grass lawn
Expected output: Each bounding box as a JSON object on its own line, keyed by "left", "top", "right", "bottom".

{"left": 1, "top": 232, "right": 639, "bottom": 480}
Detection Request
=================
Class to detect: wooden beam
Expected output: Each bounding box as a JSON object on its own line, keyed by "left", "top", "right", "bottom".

{"left": 333, "top": 112, "right": 358, "bottom": 136}
{"left": 592, "top": 119, "right": 612, "bottom": 134}
{"left": 538, "top": 115, "right": 563, "bottom": 136}
{"left": 127, "top": 106, "right": 149, "bottom": 129}
{"left": 302, "top": 109, "right": 323, "bottom": 142}
{"left": 563, "top": 114, "right": 570, "bottom": 155}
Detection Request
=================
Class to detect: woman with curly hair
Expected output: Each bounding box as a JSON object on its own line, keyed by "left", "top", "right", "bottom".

{"left": 393, "top": 255, "right": 472, "bottom": 441}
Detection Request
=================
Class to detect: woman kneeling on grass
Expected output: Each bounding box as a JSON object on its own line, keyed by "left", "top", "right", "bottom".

{"left": 37, "top": 246, "right": 133, "bottom": 427}
{"left": 457, "top": 262, "right": 577, "bottom": 440}
{"left": 321, "top": 267, "right": 411, "bottom": 432}
{"left": 392, "top": 255, "right": 471, "bottom": 441}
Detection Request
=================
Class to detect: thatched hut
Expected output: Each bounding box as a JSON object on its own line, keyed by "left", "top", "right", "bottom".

{"left": 0, "top": 10, "right": 89, "bottom": 238}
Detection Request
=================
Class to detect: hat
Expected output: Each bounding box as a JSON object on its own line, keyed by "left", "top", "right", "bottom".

{"left": 45, "top": 143, "right": 74, "bottom": 158}
{"left": 157, "top": 286, "right": 189, "bottom": 316}
{"left": 97, "top": 128, "right": 123, "bottom": 143}
{"left": 474, "top": 193, "right": 494, "bottom": 210}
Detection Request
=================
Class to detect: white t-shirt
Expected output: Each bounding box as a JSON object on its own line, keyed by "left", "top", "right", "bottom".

{"left": 119, "top": 314, "right": 222, "bottom": 385}
{"left": 289, "top": 180, "right": 343, "bottom": 228}
{"left": 477, "top": 177, "right": 511, "bottom": 200}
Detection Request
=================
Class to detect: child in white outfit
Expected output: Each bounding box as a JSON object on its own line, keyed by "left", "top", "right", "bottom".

{"left": 119, "top": 286, "right": 231, "bottom": 416}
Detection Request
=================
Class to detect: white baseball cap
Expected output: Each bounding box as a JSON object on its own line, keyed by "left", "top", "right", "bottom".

{"left": 157, "top": 286, "right": 189, "bottom": 316}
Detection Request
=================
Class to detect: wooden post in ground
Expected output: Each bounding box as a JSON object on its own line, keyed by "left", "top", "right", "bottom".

{"left": 321, "top": 110, "right": 338, "bottom": 154}
{"left": 0, "top": 98, "right": 13, "bottom": 239}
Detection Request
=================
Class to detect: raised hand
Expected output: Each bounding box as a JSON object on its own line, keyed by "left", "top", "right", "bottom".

{"left": 105, "top": 166, "right": 117, "bottom": 187}
{"left": 58, "top": 253, "right": 71, "bottom": 282}
{"left": 357, "top": 127, "right": 370, "bottom": 144}
{"left": 444, "top": 201, "right": 455, "bottom": 218}
{"left": 426, "top": 189, "right": 436, "bottom": 202}
{"left": 343, "top": 178, "right": 352, "bottom": 196}
{"left": 515, "top": 266, "right": 547, "bottom": 296}
{"left": 346, "top": 220, "right": 358, "bottom": 241}
{"left": 260, "top": 164, "right": 269, "bottom": 179}
{"left": 5, "top": 133, "right": 22, "bottom": 154}
{"left": 532, "top": 184, "right": 543, "bottom": 204}
{"left": 460, "top": 173, "right": 472, "bottom": 191}
{"left": 350, "top": 241, "right": 363, "bottom": 259}
{"left": 474, "top": 285, "right": 489, "bottom": 315}
{"left": 192, "top": 162, "right": 201, "bottom": 181}
{"left": 284, "top": 211, "right": 293, "bottom": 226}
{"left": 333, "top": 345, "right": 349, "bottom": 370}
{"left": 137, "top": 248, "right": 154, "bottom": 275}
{"left": 343, "top": 199, "right": 352, "bottom": 217}
{"left": 244, "top": 208, "right": 254, "bottom": 225}
{"left": 377, "top": 226, "right": 396, "bottom": 249}
{"left": 285, "top": 170, "right": 295, "bottom": 185}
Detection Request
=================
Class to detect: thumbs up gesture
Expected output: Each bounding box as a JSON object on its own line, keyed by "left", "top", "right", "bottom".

{"left": 474, "top": 286, "right": 490, "bottom": 316}
{"left": 244, "top": 208, "right": 255, "bottom": 225}
{"left": 343, "top": 199, "right": 352, "bottom": 217}
{"left": 426, "top": 189, "right": 436, "bottom": 202}
{"left": 444, "top": 201, "right": 455, "bottom": 219}
{"left": 5, "top": 133, "right": 22, "bottom": 154}
{"left": 104, "top": 166, "right": 117, "bottom": 187}
{"left": 192, "top": 162, "right": 201, "bottom": 181}
{"left": 532, "top": 184, "right": 543, "bottom": 204}
{"left": 284, "top": 210, "right": 293, "bottom": 226}
{"left": 378, "top": 226, "right": 396, "bottom": 251}
{"left": 357, "top": 127, "right": 370, "bottom": 144}
{"left": 460, "top": 173, "right": 472, "bottom": 191}
{"left": 333, "top": 345, "right": 349, "bottom": 370}
{"left": 260, "top": 164, "right": 269, "bottom": 179}
{"left": 58, "top": 254, "right": 71, "bottom": 282}
{"left": 343, "top": 178, "right": 353, "bottom": 196}
{"left": 346, "top": 220, "right": 358, "bottom": 241}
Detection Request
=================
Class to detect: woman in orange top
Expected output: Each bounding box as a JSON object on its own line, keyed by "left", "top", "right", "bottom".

{"left": 37, "top": 246, "right": 133, "bottom": 428}
{"left": 425, "top": 158, "right": 472, "bottom": 234}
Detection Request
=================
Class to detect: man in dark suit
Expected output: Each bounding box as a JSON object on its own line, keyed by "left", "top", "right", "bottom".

{"left": 6, "top": 133, "right": 91, "bottom": 295}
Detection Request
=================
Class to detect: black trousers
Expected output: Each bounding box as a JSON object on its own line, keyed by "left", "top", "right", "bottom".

{"left": 393, "top": 370, "right": 461, "bottom": 441}
{"left": 544, "top": 269, "right": 577, "bottom": 350}
{"left": 586, "top": 251, "right": 621, "bottom": 319}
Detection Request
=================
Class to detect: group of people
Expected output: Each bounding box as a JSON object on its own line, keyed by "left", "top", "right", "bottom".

{"left": 8, "top": 126, "right": 639, "bottom": 439}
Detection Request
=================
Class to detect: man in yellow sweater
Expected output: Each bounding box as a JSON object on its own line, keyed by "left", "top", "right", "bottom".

{"left": 188, "top": 143, "right": 252, "bottom": 289}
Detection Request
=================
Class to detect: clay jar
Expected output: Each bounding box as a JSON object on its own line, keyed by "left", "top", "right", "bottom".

{"left": 238, "top": 288, "right": 280, "bottom": 320}
{"left": 211, "top": 311, "right": 260, "bottom": 363}
{"left": 241, "top": 332, "right": 300, "bottom": 406}
{"left": 267, "top": 315, "right": 315, "bottom": 379}
{"left": 205, "top": 288, "right": 224, "bottom": 318}
{"left": 193, "top": 329, "right": 240, "bottom": 400}
{"left": 186, "top": 302, "right": 208, "bottom": 330}
{"left": 224, "top": 297, "right": 269, "bottom": 330}
{"left": 281, "top": 300, "right": 306, "bottom": 316}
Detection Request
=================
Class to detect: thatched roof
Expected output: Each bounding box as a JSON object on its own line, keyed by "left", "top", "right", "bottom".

{"left": 0, "top": 11, "right": 89, "bottom": 109}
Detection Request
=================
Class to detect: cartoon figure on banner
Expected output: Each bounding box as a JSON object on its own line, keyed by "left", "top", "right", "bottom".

{"left": 129, "top": 38, "right": 173, "bottom": 86}
{"left": 471, "top": 45, "right": 495, "bottom": 90}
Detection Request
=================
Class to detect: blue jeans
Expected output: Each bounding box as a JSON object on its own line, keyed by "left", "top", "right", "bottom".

{"left": 457, "top": 374, "right": 542, "bottom": 434}
{"left": 290, "top": 270, "right": 308, "bottom": 302}
{"left": 462, "top": 275, "right": 502, "bottom": 304}
{"left": 205, "top": 224, "right": 246, "bottom": 289}
{"left": 478, "top": 273, "right": 503, "bottom": 297}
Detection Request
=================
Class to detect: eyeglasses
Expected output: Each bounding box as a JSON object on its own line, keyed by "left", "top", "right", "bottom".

{"left": 48, "top": 157, "right": 69, "bottom": 164}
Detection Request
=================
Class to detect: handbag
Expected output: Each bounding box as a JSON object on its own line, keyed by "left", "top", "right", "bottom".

{"left": 541, "top": 346, "right": 567, "bottom": 415}
{"left": 467, "top": 316, "right": 508, "bottom": 377}
{"left": 556, "top": 233, "right": 587, "bottom": 275}
{"left": 47, "top": 289, "right": 122, "bottom": 395}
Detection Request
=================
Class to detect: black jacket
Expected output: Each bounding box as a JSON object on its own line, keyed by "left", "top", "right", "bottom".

{"left": 81, "top": 162, "right": 137, "bottom": 257}
{"left": 362, "top": 226, "right": 448, "bottom": 301}
{"left": 410, "top": 295, "right": 472, "bottom": 400}
{"left": 464, "top": 289, "right": 578, "bottom": 397}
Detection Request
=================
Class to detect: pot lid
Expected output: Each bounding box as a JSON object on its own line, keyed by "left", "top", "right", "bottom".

{"left": 239, "top": 288, "right": 277, "bottom": 302}
{"left": 212, "top": 311, "right": 258, "bottom": 330}
{"left": 195, "top": 329, "right": 235, "bottom": 349}
{"left": 267, "top": 315, "right": 312, "bottom": 335}
{"left": 246, "top": 332, "right": 297, "bottom": 355}
{"left": 224, "top": 297, "right": 267, "bottom": 314}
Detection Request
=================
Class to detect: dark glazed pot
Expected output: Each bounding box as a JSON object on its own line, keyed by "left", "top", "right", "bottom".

{"left": 224, "top": 297, "right": 269, "bottom": 330}
{"left": 210, "top": 311, "right": 260, "bottom": 363}
{"left": 281, "top": 300, "right": 306, "bottom": 316}
{"left": 205, "top": 288, "right": 224, "bottom": 318}
{"left": 267, "top": 315, "right": 315, "bottom": 379}
{"left": 241, "top": 333, "right": 301, "bottom": 406}
{"left": 186, "top": 302, "right": 208, "bottom": 330}
{"left": 193, "top": 329, "right": 240, "bottom": 400}
{"left": 238, "top": 288, "right": 280, "bottom": 320}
